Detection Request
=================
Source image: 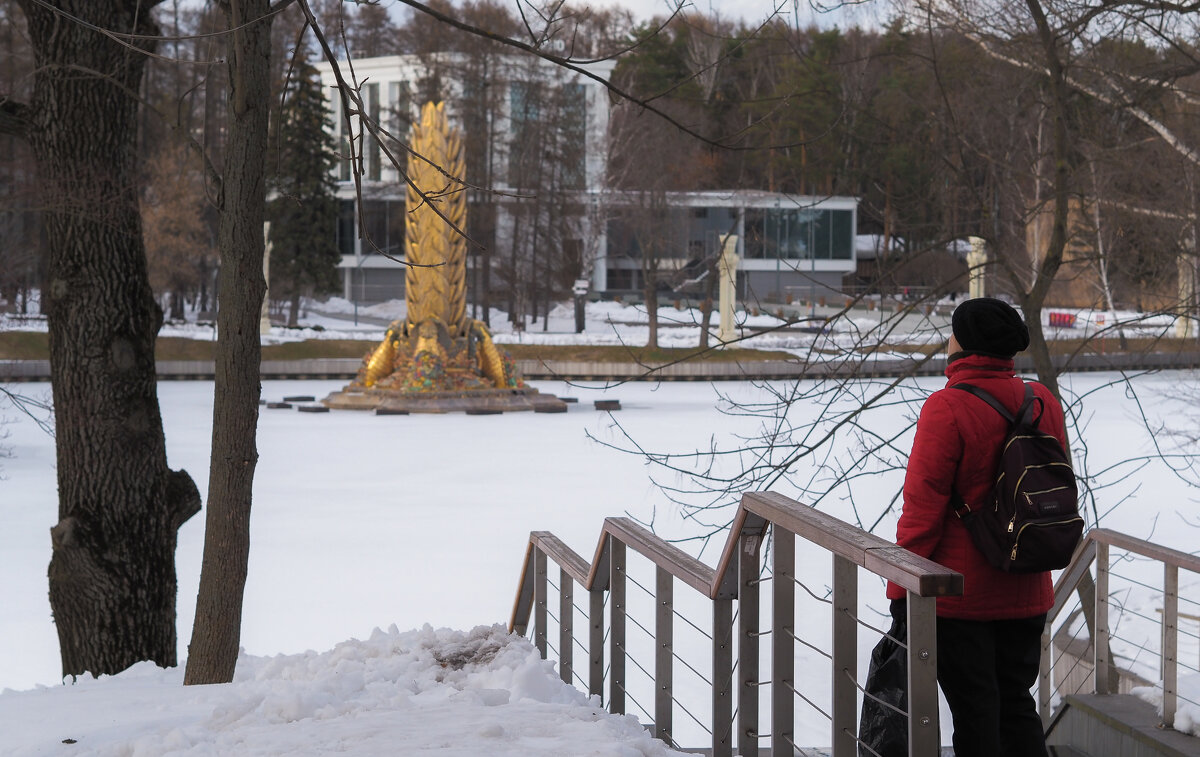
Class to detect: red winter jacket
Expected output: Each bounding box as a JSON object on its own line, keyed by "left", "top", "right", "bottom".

{"left": 885, "top": 354, "right": 1067, "bottom": 620}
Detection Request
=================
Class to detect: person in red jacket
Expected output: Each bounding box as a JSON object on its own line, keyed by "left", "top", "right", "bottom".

{"left": 887, "top": 297, "right": 1066, "bottom": 757}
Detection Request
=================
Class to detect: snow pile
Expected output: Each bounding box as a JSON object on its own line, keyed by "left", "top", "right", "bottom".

{"left": 1133, "top": 674, "right": 1200, "bottom": 736}
{"left": 0, "top": 625, "right": 687, "bottom": 757}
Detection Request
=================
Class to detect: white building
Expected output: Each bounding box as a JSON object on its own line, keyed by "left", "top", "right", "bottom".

{"left": 316, "top": 54, "right": 858, "bottom": 306}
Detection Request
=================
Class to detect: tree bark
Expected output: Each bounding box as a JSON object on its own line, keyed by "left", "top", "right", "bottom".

{"left": 184, "top": 0, "right": 271, "bottom": 685}
{"left": 644, "top": 267, "right": 659, "bottom": 351}
{"left": 17, "top": 0, "right": 201, "bottom": 679}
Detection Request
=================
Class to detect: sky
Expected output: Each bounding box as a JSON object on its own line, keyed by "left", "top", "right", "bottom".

{"left": 1, "top": 301, "right": 1197, "bottom": 753}
{"left": 382, "top": 0, "right": 884, "bottom": 31}
{"left": 580, "top": 0, "right": 878, "bottom": 26}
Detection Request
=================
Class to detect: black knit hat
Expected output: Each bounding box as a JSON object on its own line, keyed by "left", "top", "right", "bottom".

{"left": 951, "top": 297, "right": 1030, "bottom": 358}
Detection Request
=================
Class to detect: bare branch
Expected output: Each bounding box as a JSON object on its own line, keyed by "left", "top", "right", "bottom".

{"left": 390, "top": 0, "right": 828, "bottom": 152}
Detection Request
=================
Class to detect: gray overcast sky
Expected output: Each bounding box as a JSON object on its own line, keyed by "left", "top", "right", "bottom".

{"left": 582, "top": 0, "right": 875, "bottom": 26}
{"left": 384, "top": 0, "right": 881, "bottom": 31}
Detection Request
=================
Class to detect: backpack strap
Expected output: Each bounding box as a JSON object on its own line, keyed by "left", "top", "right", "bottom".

{"left": 947, "top": 383, "right": 1037, "bottom": 518}
{"left": 951, "top": 382, "right": 1042, "bottom": 424}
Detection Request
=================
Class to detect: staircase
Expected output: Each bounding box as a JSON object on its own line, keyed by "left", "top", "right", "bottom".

{"left": 1047, "top": 694, "right": 1200, "bottom": 757}
{"left": 510, "top": 500, "right": 1200, "bottom": 756}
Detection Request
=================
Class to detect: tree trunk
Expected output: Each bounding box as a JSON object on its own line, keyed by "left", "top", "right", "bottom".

{"left": 18, "top": 0, "right": 200, "bottom": 679}
{"left": 698, "top": 296, "right": 712, "bottom": 349}
{"left": 1022, "top": 0, "right": 1119, "bottom": 691}
{"left": 644, "top": 265, "right": 659, "bottom": 351}
{"left": 184, "top": 0, "right": 271, "bottom": 686}
{"left": 288, "top": 290, "right": 300, "bottom": 328}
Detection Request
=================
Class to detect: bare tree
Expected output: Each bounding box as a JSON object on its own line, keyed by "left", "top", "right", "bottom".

{"left": 1, "top": 0, "right": 202, "bottom": 679}
{"left": 143, "top": 141, "right": 216, "bottom": 321}
{"left": 184, "top": 0, "right": 274, "bottom": 686}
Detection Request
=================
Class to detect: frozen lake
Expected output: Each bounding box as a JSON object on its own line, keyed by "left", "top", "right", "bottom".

{"left": 2, "top": 372, "right": 1198, "bottom": 747}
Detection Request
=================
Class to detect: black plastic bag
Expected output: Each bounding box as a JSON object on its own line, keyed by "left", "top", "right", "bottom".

{"left": 858, "top": 616, "right": 908, "bottom": 757}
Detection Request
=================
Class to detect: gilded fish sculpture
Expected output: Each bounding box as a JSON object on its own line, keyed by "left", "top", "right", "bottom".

{"left": 323, "top": 102, "right": 564, "bottom": 414}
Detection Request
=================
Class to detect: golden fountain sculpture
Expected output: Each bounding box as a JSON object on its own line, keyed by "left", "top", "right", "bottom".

{"left": 323, "top": 101, "right": 565, "bottom": 414}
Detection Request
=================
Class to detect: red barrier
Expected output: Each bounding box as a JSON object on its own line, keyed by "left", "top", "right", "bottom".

{"left": 1048, "top": 312, "right": 1076, "bottom": 328}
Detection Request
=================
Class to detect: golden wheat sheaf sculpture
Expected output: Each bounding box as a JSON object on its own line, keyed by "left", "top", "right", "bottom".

{"left": 405, "top": 101, "right": 467, "bottom": 331}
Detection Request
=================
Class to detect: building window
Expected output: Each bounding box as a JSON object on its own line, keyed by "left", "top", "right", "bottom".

{"left": 336, "top": 92, "right": 352, "bottom": 182}
{"left": 336, "top": 200, "right": 355, "bottom": 257}
{"left": 508, "top": 81, "right": 587, "bottom": 190}
{"left": 742, "top": 207, "right": 852, "bottom": 260}
{"left": 559, "top": 83, "right": 586, "bottom": 190}
{"left": 830, "top": 209, "right": 853, "bottom": 260}
{"left": 388, "top": 80, "right": 412, "bottom": 137}
{"left": 508, "top": 81, "right": 539, "bottom": 188}
{"left": 361, "top": 199, "right": 405, "bottom": 257}
{"left": 606, "top": 267, "right": 637, "bottom": 291}
{"left": 364, "top": 82, "right": 381, "bottom": 181}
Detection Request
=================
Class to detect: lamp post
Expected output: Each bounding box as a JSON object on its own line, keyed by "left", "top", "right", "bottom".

{"left": 573, "top": 278, "right": 589, "bottom": 334}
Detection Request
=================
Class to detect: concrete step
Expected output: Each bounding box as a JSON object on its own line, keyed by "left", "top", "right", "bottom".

{"left": 1047, "top": 693, "right": 1200, "bottom": 757}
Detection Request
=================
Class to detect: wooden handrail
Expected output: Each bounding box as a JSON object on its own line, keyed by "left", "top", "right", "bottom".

{"left": 510, "top": 492, "right": 964, "bottom": 636}
{"left": 743, "top": 492, "right": 964, "bottom": 596}
{"left": 598, "top": 517, "right": 717, "bottom": 596}
{"left": 1090, "top": 527, "right": 1200, "bottom": 575}
{"left": 533, "top": 532, "right": 590, "bottom": 583}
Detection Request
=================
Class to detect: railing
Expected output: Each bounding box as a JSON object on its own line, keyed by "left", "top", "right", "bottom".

{"left": 1041, "top": 528, "right": 1200, "bottom": 730}
{"left": 508, "top": 491, "right": 963, "bottom": 756}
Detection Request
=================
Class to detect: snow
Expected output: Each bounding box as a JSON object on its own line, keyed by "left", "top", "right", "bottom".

{"left": 2, "top": 298, "right": 1199, "bottom": 752}
{"left": 3, "top": 295, "right": 1176, "bottom": 356}
{"left": 1, "top": 625, "right": 684, "bottom": 756}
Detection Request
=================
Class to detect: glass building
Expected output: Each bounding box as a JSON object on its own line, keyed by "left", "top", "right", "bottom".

{"left": 598, "top": 192, "right": 858, "bottom": 301}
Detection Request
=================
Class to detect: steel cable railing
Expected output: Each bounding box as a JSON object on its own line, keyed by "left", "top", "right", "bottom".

{"left": 614, "top": 678, "right": 656, "bottom": 729}
{"left": 784, "top": 677, "right": 832, "bottom": 721}
{"left": 793, "top": 574, "right": 835, "bottom": 605}
{"left": 1046, "top": 604, "right": 1094, "bottom": 702}
{"left": 1039, "top": 530, "right": 1200, "bottom": 732}
{"left": 509, "top": 493, "right": 963, "bottom": 756}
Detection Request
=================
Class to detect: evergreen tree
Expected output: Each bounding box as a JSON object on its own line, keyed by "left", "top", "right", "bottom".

{"left": 267, "top": 51, "right": 339, "bottom": 327}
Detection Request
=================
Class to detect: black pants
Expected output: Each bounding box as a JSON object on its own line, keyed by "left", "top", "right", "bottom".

{"left": 936, "top": 614, "right": 1048, "bottom": 757}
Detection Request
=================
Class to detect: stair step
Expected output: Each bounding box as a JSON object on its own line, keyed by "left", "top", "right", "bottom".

{"left": 1047, "top": 694, "right": 1200, "bottom": 757}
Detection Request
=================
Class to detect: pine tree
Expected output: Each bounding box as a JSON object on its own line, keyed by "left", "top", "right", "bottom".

{"left": 267, "top": 51, "right": 339, "bottom": 327}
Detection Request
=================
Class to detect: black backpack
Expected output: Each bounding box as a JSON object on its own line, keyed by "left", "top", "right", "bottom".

{"left": 949, "top": 383, "right": 1084, "bottom": 573}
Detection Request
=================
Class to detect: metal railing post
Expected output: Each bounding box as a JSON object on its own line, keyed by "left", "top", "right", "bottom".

{"left": 907, "top": 594, "right": 939, "bottom": 757}
{"left": 560, "top": 568, "right": 573, "bottom": 685}
{"left": 1163, "top": 563, "right": 1179, "bottom": 728}
{"left": 534, "top": 547, "right": 547, "bottom": 659}
{"left": 713, "top": 597, "right": 733, "bottom": 757}
{"left": 610, "top": 537, "right": 626, "bottom": 715}
{"left": 739, "top": 533, "right": 760, "bottom": 757}
{"left": 772, "top": 528, "right": 795, "bottom": 757}
{"left": 1095, "top": 542, "right": 1110, "bottom": 694}
{"left": 656, "top": 566, "right": 674, "bottom": 745}
{"left": 1039, "top": 621, "right": 1052, "bottom": 727}
{"left": 831, "top": 554, "right": 857, "bottom": 757}
{"left": 590, "top": 588, "right": 604, "bottom": 701}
